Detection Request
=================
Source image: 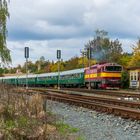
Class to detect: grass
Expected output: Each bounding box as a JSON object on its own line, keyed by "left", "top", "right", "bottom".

{"left": 76, "top": 136, "right": 86, "bottom": 140}
{"left": 56, "top": 121, "right": 79, "bottom": 134}
{"left": 0, "top": 84, "right": 84, "bottom": 139}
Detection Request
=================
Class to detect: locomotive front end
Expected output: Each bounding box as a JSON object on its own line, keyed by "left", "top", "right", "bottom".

{"left": 85, "top": 63, "right": 122, "bottom": 89}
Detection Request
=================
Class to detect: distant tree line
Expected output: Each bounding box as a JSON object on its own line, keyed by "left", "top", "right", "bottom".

{"left": 0, "top": 56, "right": 96, "bottom": 76}
{"left": 2, "top": 30, "right": 140, "bottom": 76}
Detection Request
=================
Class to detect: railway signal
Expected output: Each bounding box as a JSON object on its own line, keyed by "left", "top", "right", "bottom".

{"left": 87, "top": 47, "right": 92, "bottom": 59}
{"left": 57, "top": 50, "right": 61, "bottom": 59}
{"left": 24, "top": 47, "right": 29, "bottom": 90}
{"left": 25, "top": 47, "right": 29, "bottom": 58}
{"left": 57, "top": 50, "right": 61, "bottom": 90}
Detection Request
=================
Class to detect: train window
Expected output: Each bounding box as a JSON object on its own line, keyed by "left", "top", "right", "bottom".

{"left": 60, "top": 75, "right": 64, "bottom": 79}
{"left": 38, "top": 77, "right": 46, "bottom": 80}
{"left": 47, "top": 76, "right": 53, "bottom": 79}
{"left": 74, "top": 73, "right": 79, "bottom": 78}
{"left": 74, "top": 74, "right": 77, "bottom": 78}
{"left": 106, "top": 66, "right": 122, "bottom": 71}
{"left": 29, "top": 78, "right": 34, "bottom": 81}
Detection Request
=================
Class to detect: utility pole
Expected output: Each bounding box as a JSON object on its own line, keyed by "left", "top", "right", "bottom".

{"left": 57, "top": 50, "right": 61, "bottom": 90}
{"left": 87, "top": 47, "right": 91, "bottom": 90}
{"left": 80, "top": 49, "right": 86, "bottom": 68}
{"left": 25, "top": 47, "right": 29, "bottom": 90}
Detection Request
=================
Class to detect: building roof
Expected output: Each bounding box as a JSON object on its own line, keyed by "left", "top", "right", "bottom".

{"left": 127, "top": 67, "right": 140, "bottom": 70}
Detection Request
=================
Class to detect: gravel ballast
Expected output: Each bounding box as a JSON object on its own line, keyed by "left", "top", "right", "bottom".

{"left": 46, "top": 100, "right": 140, "bottom": 140}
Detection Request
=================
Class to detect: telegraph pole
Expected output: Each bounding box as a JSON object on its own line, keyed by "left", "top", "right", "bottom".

{"left": 57, "top": 50, "right": 61, "bottom": 90}
{"left": 25, "top": 47, "right": 29, "bottom": 90}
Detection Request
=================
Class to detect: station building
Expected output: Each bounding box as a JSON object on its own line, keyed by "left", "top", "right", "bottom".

{"left": 128, "top": 67, "right": 140, "bottom": 89}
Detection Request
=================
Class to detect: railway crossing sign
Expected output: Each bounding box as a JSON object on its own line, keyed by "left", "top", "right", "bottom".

{"left": 25, "top": 47, "right": 29, "bottom": 58}
{"left": 57, "top": 50, "right": 61, "bottom": 59}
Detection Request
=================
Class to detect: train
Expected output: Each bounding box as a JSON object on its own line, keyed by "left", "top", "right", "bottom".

{"left": 0, "top": 63, "right": 122, "bottom": 89}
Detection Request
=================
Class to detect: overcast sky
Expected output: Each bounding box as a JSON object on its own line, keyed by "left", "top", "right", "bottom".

{"left": 7, "top": 0, "right": 140, "bottom": 66}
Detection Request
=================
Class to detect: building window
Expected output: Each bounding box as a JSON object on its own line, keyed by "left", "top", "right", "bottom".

{"left": 130, "top": 73, "right": 133, "bottom": 81}
{"left": 134, "top": 73, "right": 137, "bottom": 81}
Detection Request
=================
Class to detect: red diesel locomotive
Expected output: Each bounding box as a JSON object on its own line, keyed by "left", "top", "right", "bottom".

{"left": 84, "top": 63, "right": 122, "bottom": 89}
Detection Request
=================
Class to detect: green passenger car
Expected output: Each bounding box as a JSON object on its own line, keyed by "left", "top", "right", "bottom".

{"left": 2, "top": 76, "right": 17, "bottom": 85}
{"left": 0, "top": 68, "right": 85, "bottom": 88}
{"left": 36, "top": 68, "right": 85, "bottom": 87}
{"left": 59, "top": 68, "right": 84, "bottom": 87}
{"left": 17, "top": 75, "right": 37, "bottom": 86}
{"left": 36, "top": 72, "right": 58, "bottom": 86}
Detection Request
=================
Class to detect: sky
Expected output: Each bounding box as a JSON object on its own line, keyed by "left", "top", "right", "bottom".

{"left": 7, "top": 0, "right": 140, "bottom": 67}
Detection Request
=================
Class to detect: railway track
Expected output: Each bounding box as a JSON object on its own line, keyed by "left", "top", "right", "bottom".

{"left": 30, "top": 87, "right": 140, "bottom": 100}
{"left": 45, "top": 92, "right": 140, "bottom": 120}
{"left": 62, "top": 88, "right": 140, "bottom": 98}
{"left": 28, "top": 88, "right": 140, "bottom": 120}
{"left": 26, "top": 89, "right": 140, "bottom": 120}
{"left": 46, "top": 92, "right": 140, "bottom": 109}
{"left": 29, "top": 88, "right": 140, "bottom": 109}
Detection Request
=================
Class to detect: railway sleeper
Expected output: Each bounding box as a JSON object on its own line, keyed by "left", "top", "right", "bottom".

{"left": 101, "top": 107, "right": 107, "bottom": 113}
{"left": 107, "top": 107, "right": 113, "bottom": 114}
{"left": 121, "top": 113, "right": 129, "bottom": 119}
{"left": 114, "top": 110, "right": 120, "bottom": 116}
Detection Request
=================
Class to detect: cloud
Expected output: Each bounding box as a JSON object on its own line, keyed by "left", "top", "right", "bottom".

{"left": 7, "top": 38, "right": 88, "bottom": 66}
{"left": 6, "top": 0, "right": 140, "bottom": 66}
{"left": 83, "top": 0, "right": 140, "bottom": 38}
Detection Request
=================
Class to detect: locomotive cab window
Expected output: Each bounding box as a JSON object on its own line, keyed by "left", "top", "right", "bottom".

{"left": 105, "top": 66, "right": 122, "bottom": 71}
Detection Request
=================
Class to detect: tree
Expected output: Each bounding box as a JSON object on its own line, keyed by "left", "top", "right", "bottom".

{"left": 85, "top": 30, "right": 123, "bottom": 64}
{"left": 121, "top": 70, "right": 129, "bottom": 88}
{"left": 119, "top": 53, "right": 132, "bottom": 68}
{"left": 0, "top": 67, "right": 4, "bottom": 76}
{"left": 35, "top": 56, "right": 51, "bottom": 73}
{"left": 0, "top": 0, "right": 11, "bottom": 64}
{"left": 40, "top": 56, "right": 45, "bottom": 62}
{"left": 50, "top": 61, "right": 64, "bottom": 72}
{"left": 108, "top": 39, "right": 122, "bottom": 63}
{"left": 128, "top": 39, "right": 140, "bottom": 67}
